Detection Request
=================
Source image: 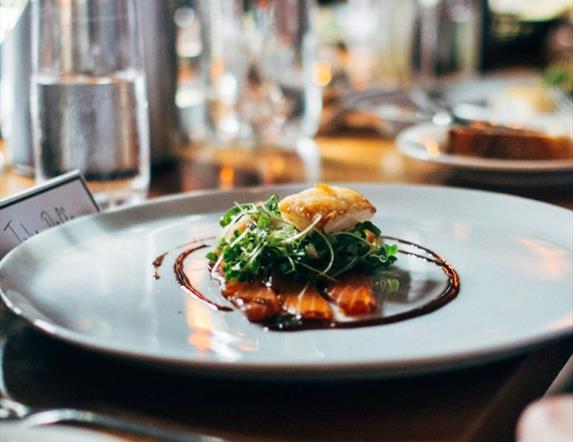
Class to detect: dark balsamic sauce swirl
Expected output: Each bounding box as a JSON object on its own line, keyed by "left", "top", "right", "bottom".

{"left": 173, "top": 244, "right": 233, "bottom": 312}
{"left": 152, "top": 252, "right": 168, "bottom": 280}
{"left": 167, "top": 237, "right": 460, "bottom": 331}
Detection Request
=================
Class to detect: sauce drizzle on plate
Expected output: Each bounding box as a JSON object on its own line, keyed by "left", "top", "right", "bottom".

{"left": 162, "top": 237, "right": 460, "bottom": 331}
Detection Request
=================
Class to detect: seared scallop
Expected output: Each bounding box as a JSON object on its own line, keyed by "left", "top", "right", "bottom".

{"left": 278, "top": 183, "right": 375, "bottom": 232}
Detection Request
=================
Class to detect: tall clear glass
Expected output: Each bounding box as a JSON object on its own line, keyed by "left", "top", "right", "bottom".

{"left": 414, "top": 0, "right": 482, "bottom": 88}
{"left": 30, "top": 0, "right": 150, "bottom": 208}
{"left": 340, "top": 0, "right": 481, "bottom": 91}
{"left": 327, "top": 0, "right": 481, "bottom": 132}
{"left": 197, "top": 0, "right": 322, "bottom": 149}
{"left": 0, "top": 0, "right": 28, "bottom": 43}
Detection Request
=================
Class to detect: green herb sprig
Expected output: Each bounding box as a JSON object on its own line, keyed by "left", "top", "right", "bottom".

{"left": 207, "top": 194, "right": 398, "bottom": 283}
{"left": 543, "top": 63, "right": 573, "bottom": 97}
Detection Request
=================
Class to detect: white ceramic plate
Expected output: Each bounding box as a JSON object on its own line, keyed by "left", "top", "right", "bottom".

{"left": 1, "top": 184, "right": 572, "bottom": 379}
{"left": 396, "top": 122, "right": 573, "bottom": 175}
{"left": 1, "top": 423, "right": 126, "bottom": 442}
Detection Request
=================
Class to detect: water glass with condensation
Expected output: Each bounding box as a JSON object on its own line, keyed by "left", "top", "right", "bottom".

{"left": 30, "top": 0, "right": 150, "bottom": 208}
{"left": 197, "top": 0, "right": 322, "bottom": 149}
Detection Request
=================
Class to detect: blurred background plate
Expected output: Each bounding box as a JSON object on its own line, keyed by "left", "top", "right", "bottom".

{"left": 396, "top": 122, "right": 573, "bottom": 185}
{"left": 436, "top": 74, "right": 572, "bottom": 135}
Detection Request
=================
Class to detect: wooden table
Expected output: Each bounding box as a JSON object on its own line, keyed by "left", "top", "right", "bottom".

{"left": 1, "top": 135, "right": 572, "bottom": 442}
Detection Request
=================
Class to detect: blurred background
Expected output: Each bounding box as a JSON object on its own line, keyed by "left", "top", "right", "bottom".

{"left": 1, "top": 0, "right": 572, "bottom": 196}
{"left": 173, "top": 0, "right": 573, "bottom": 144}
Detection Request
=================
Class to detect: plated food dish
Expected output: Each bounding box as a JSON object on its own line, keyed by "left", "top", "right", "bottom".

{"left": 446, "top": 125, "right": 573, "bottom": 161}
{"left": 166, "top": 184, "right": 458, "bottom": 331}
{"left": 425, "top": 73, "right": 573, "bottom": 175}
{"left": 397, "top": 122, "right": 573, "bottom": 174}
{"left": 0, "top": 184, "right": 571, "bottom": 379}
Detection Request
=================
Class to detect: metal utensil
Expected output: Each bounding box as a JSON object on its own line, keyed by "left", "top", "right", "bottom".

{"left": 0, "top": 329, "right": 225, "bottom": 442}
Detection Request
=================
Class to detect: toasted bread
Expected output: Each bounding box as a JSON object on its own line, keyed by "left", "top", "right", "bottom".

{"left": 446, "top": 125, "right": 573, "bottom": 160}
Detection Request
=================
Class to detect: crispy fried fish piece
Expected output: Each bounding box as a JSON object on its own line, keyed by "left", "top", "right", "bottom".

{"left": 278, "top": 183, "right": 375, "bottom": 233}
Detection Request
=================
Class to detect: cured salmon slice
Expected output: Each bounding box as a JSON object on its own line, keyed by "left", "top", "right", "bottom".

{"left": 277, "top": 283, "right": 333, "bottom": 320}
{"left": 222, "top": 280, "right": 280, "bottom": 322}
{"left": 326, "top": 273, "right": 377, "bottom": 315}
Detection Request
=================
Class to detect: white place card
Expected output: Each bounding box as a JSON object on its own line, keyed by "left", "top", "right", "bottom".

{"left": 0, "top": 170, "right": 100, "bottom": 258}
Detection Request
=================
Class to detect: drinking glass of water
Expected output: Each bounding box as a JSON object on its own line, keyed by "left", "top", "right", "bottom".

{"left": 30, "top": 0, "right": 150, "bottom": 208}
{"left": 196, "top": 0, "right": 322, "bottom": 149}
{"left": 0, "top": 0, "right": 28, "bottom": 43}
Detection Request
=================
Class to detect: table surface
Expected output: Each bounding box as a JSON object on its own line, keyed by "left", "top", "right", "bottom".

{"left": 1, "top": 135, "right": 572, "bottom": 442}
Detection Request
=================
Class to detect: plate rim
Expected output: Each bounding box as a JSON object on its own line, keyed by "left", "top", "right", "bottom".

{"left": 1, "top": 183, "right": 572, "bottom": 379}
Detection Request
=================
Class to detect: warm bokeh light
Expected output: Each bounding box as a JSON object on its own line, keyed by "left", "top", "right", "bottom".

{"left": 219, "top": 165, "right": 235, "bottom": 189}
{"left": 209, "top": 58, "right": 224, "bottom": 81}
{"left": 517, "top": 238, "right": 570, "bottom": 279}
{"left": 425, "top": 140, "right": 441, "bottom": 157}
{"left": 453, "top": 223, "right": 472, "bottom": 240}
{"left": 185, "top": 297, "right": 214, "bottom": 352}
{"left": 549, "top": 313, "right": 573, "bottom": 330}
{"left": 314, "top": 60, "right": 332, "bottom": 87}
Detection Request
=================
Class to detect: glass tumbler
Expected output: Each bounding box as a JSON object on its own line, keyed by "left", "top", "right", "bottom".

{"left": 30, "top": 0, "right": 150, "bottom": 208}
{"left": 414, "top": 0, "right": 482, "bottom": 87}
{"left": 197, "top": 0, "right": 322, "bottom": 149}
{"left": 340, "top": 0, "right": 481, "bottom": 91}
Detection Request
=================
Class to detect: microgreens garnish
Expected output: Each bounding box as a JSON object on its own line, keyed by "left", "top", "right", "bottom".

{"left": 207, "top": 194, "right": 398, "bottom": 283}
